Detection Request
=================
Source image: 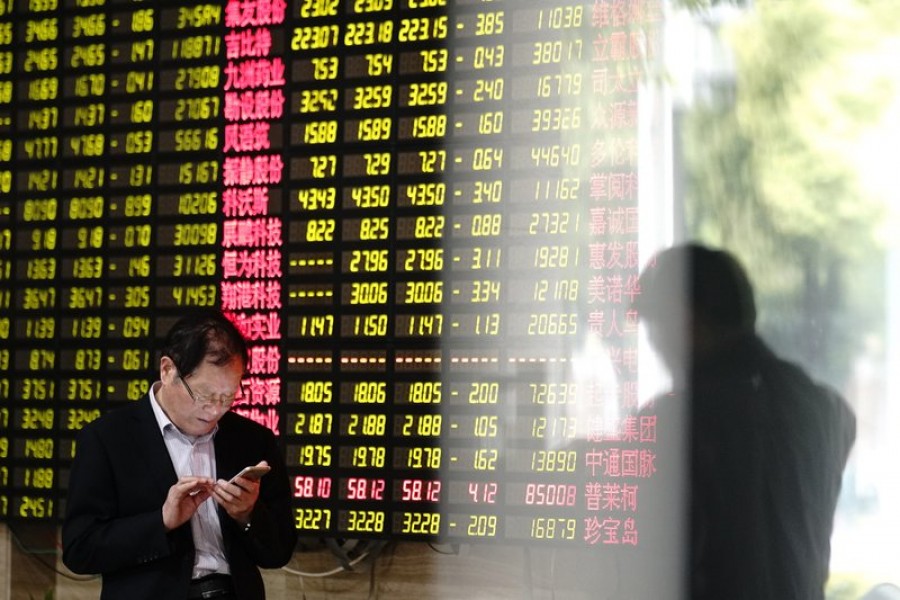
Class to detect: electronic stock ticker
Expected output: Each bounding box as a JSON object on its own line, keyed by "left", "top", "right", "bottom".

{"left": 0, "top": 0, "right": 663, "bottom": 548}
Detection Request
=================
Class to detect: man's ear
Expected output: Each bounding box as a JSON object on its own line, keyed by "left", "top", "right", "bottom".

{"left": 159, "top": 355, "right": 178, "bottom": 384}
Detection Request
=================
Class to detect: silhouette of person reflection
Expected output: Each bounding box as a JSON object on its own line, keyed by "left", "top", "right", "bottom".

{"left": 634, "top": 243, "right": 855, "bottom": 599}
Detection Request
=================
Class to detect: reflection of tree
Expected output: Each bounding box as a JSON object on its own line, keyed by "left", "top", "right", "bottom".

{"left": 679, "top": 0, "right": 899, "bottom": 386}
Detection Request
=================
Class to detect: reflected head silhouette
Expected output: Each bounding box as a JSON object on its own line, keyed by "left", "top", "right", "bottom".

{"left": 635, "top": 243, "right": 757, "bottom": 377}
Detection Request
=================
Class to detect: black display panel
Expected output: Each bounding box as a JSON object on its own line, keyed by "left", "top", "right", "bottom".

{"left": 0, "top": 0, "right": 665, "bottom": 548}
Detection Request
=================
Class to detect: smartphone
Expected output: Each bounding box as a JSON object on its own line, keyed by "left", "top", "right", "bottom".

{"left": 228, "top": 464, "right": 271, "bottom": 484}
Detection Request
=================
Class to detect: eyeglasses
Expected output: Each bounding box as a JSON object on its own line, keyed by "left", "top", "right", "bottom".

{"left": 178, "top": 374, "right": 247, "bottom": 411}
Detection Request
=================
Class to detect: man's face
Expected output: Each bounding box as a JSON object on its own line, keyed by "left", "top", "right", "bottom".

{"left": 159, "top": 356, "right": 244, "bottom": 436}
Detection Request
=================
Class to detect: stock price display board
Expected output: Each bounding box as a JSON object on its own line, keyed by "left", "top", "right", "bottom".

{"left": 0, "top": 0, "right": 665, "bottom": 548}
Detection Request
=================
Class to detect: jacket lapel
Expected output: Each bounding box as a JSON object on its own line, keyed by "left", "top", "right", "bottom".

{"left": 132, "top": 394, "right": 179, "bottom": 497}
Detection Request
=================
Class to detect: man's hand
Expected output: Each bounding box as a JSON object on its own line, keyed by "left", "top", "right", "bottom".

{"left": 162, "top": 476, "right": 215, "bottom": 531}
{"left": 211, "top": 461, "right": 266, "bottom": 526}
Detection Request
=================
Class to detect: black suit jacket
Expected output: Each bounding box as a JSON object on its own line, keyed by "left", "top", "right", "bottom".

{"left": 62, "top": 395, "right": 297, "bottom": 600}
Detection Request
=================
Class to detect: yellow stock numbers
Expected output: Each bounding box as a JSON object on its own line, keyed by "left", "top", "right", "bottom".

{"left": 305, "top": 218, "right": 335, "bottom": 242}
{"left": 27, "top": 77, "right": 58, "bottom": 102}
{"left": 70, "top": 256, "right": 103, "bottom": 278}
{"left": 174, "top": 66, "right": 219, "bottom": 90}
{"left": 124, "top": 194, "right": 152, "bottom": 217}
{"left": 73, "top": 72, "right": 105, "bottom": 96}
{"left": 407, "top": 82, "right": 447, "bottom": 107}
{"left": 297, "top": 187, "right": 336, "bottom": 210}
{"left": 28, "top": 0, "right": 58, "bottom": 11}
{"left": 311, "top": 56, "right": 339, "bottom": 80}
{"left": 353, "top": 381, "right": 386, "bottom": 403}
{"left": 531, "top": 107, "right": 582, "bottom": 132}
{"left": 71, "top": 13, "right": 105, "bottom": 37}
{"left": 300, "top": 0, "right": 339, "bottom": 17}
{"left": 70, "top": 43, "right": 106, "bottom": 68}
{"left": 299, "top": 88, "right": 337, "bottom": 113}
{"left": 531, "top": 449, "right": 577, "bottom": 473}
{"left": 346, "top": 413, "right": 386, "bottom": 436}
{"left": 303, "top": 121, "right": 338, "bottom": 144}
{"left": 537, "top": 5, "right": 584, "bottom": 29}
{"left": 173, "top": 223, "right": 217, "bottom": 246}
{"left": 298, "top": 444, "right": 332, "bottom": 467}
{"left": 23, "top": 198, "right": 58, "bottom": 221}
{"left": 345, "top": 509, "right": 384, "bottom": 533}
{"left": 401, "top": 512, "right": 440, "bottom": 535}
{"left": 527, "top": 312, "right": 577, "bottom": 335}
{"left": 475, "top": 11, "right": 504, "bottom": 35}
{"left": 356, "top": 117, "right": 391, "bottom": 141}
{"left": 353, "top": 0, "right": 391, "bottom": 12}
{"left": 349, "top": 281, "right": 387, "bottom": 304}
{"left": 400, "top": 414, "right": 442, "bottom": 436}
{"left": 177, "top": 5, "right": 219, "bottom": 28}
{"left": 411, "top": 114, "right": 446, "bottom": 138}
{"left": 291, "top": 25, "right": 339, "bottom": 51}
{"left": 413, "top": 215, "right": 443, "bottom": 239}
{"left": 402, "top": 280, "right": 442, "bottom": 303}
{"left": 402, "top": 248, "right": 443, "bottom": 271}
{"left": 299, "top": 380, "right": 333, "bottom": 403}
{"left": 174, "top": 96, "right": 219, "bottom": 120}
{"left": 420, "top": 48, "right": 448, "bottom": 72}
{"left": 406, "top": 381, "right": 441, "bottom": 403}
{"left": 68, "top": 195, "right": 103, "bottom": 219}
{"left": 25, "top": 18, "right": 58, "bottom": 43}
{"left": 406, "top": 446, "right": 441, "bottom": 469}
{"left": 171, "top": 35, "right": 220, "bottom": 59}
{"left": 405, "top": 183, "right": 445, "bottom": 206}
{"left": 294, "top": 412, "right": 333, "bottom": 435}
{"left": 173, "top": 254, "right": 216, "bottom": 277}
{"left": 398, "top": 16, "right": 448, "bottom": 42}
{"left": 357, "top": 217, "right": 389, "bottom": 241}
{"left": 295, "top": 508, "right": 331, "bottom": 530}
{"left": 178, "top": 192, "right": 217, "bottom": 215}
{"left": 26, "top": 258, "right": 56, "bottom": 280}
{"left": 131, "top": 8, "right": 155, "bottom": 33}
{"left": 344, "top": 20, "right": 393, "bottom": 46}
{"left": 173, "top": 128, "right": 218, "bottom": 152}
{"left": 348, "top": 249, "right": 388, "bottom": 273}
{"left": 125, "top": 130, "right": 152, "bottom": 154}
{"left": 69, "top": 134, "right": 104, "bottom": 157}
{"left": 352, "top": 85, "right": 392, "bottom": 110}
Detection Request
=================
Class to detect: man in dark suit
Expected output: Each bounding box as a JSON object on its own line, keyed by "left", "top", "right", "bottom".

{"left": 634, "top": 243, "right": 855, "bottom": 599}
{"left": 63, "top": 309, "right": 297, "bottom": 600}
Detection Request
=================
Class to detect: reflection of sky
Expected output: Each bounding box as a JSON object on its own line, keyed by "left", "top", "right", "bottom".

{"left": 831, "top": 249, "right": 900, "bottom": 586}
{"left": 665, "top": 4, "right": 900, "bottom": 587}
{"left": 829, "top": 38, "right": 900, "bottom": 588}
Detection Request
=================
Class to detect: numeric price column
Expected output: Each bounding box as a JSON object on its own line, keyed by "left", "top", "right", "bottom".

{"left": 390, "top": 0, "right": 450, "bottom": 540}
{"left": 155, "top": 2, "right": 220, "bottom": 337}
{"left": 101, "top": 0, "right": 157, "bottom": 404}
{"left": 12, "top": 0, "right": 63, "bottom": 521}
{"left": 335, "top": 0, "right": 397, "bottom": 541}
{"left": 285, "top": 0, "right": 342, "bottom": 537}
{"left": 499, "top": 2, "right": 591, "bottom": 545}
{"left": 0, "top": 0, "right": 11, "bottom": 518}
{"left": 441, "top": 0, "right": 509, "bottom": 544}
{"left": 56, "top": 0, "right": 113, "bottom": 513}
